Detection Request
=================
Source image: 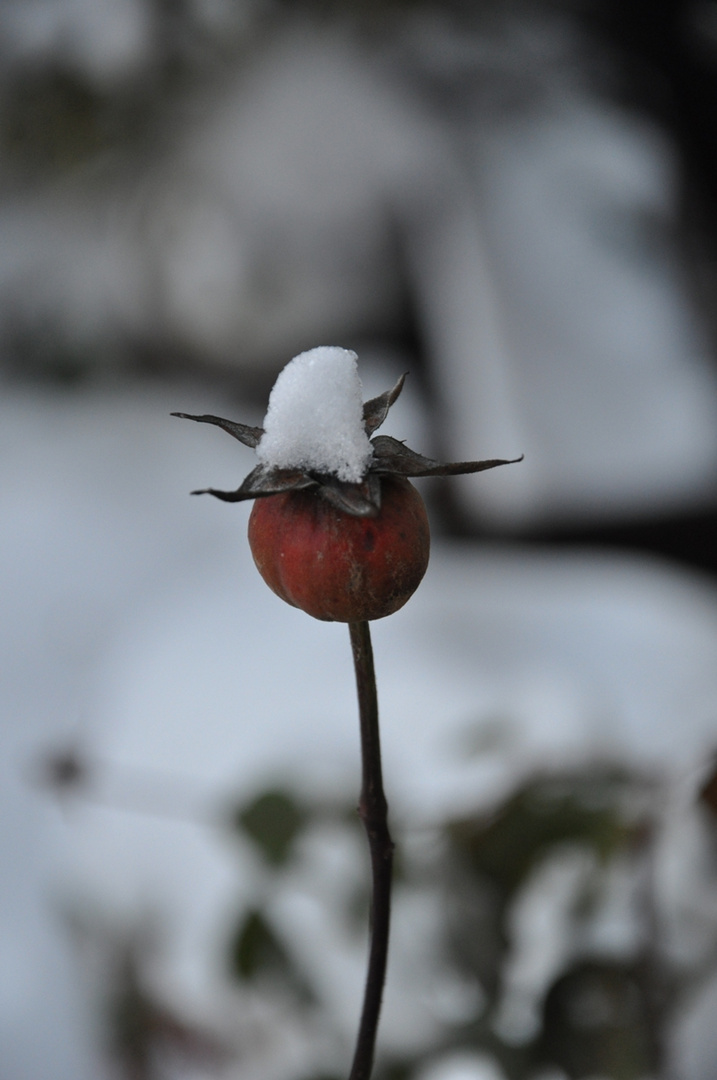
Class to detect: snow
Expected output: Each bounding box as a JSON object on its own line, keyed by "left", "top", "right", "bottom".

{"left": 256, "top": 346, "right": 373, "bottom": 482}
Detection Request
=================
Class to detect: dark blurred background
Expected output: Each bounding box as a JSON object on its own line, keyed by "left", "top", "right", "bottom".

{"left": 3, "top": 0, "right": 717, "bottom": 553}
{"left": 4, "top": 3, "right": 717, "bottom": 1079}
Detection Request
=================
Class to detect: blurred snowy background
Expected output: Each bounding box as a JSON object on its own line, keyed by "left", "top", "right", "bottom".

{"left": 4, "top": 2, "right": 717, "bottom": 1078}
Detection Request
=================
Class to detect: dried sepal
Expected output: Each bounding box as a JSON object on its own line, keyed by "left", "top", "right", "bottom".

{"left": 370, "top": 435, "right": 524, "bottom": 477}
{"left": 313, "top": 472, "right": 382, "bottom": 517}
{"left": 362, "top": 374, "right": 406, "bottom": 437}
{"left": 192, "top": 465, "right": 314, "bottom": 502}
{"left": 171, "top": 412, "right": 264, "bottom": 449}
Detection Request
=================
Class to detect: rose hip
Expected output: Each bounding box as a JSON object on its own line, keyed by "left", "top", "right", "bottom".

{"left": 248, "top": 476, "right": 430, "bottom": 622}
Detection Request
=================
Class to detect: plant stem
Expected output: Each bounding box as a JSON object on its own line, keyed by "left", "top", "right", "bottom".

{"left": 348, "top": 620, "right": 394, "bottom": 1080}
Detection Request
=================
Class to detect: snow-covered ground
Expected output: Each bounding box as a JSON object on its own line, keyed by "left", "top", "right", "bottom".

{"left": 3, "top": 379, "right": 717, "bottom": 1077}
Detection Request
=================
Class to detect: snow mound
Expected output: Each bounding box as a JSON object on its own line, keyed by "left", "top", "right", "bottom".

{"left": 256, "top": 346, "right": 373, "bottom": 482}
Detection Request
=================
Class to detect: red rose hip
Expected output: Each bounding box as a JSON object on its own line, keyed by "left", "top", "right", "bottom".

{"left": 248, "top": 476, "right": 430, "bottom": 622}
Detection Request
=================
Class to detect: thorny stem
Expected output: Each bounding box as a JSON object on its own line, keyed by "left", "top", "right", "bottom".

{"left": 348, "top": 620, "right": 394, "bottom": 1080}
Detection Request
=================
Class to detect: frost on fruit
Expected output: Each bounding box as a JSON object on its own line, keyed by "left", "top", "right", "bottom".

{"left": 256, "top": 347, "right": 373, "bottom": 484}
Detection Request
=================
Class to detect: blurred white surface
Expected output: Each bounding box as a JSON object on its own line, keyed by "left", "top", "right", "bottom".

{"left": 3, "top": 382, "right": 717, "bottom": 1075}
{"left": 408, "top": 85, "right": 717, "bottom": 527}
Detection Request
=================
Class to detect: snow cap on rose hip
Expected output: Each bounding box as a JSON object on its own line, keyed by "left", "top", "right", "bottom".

{"left": 256, "top": 346, "right": 372, "bottom": 483}
{"left": 172, "top": 345, "right": 523, "bottom": 517}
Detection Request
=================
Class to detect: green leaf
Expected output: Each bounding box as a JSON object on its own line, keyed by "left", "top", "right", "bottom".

{"left": 293, "top": 1074, "right": 342, "bottom": 1080}
{"left": 537, "top": 959, "right": 658, "bottom": 1079}
{"left": 229, "top": 908, "right": 290, "bottom": 981}
{"left": 373, "top": 1058, "right": 415, "bottom": 1080}
{"left": 228, "top": 907, "right": 316, "bottom": 1004}
{"left": 235, "top": 788, "right": 308, "bottom": 867}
